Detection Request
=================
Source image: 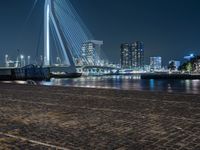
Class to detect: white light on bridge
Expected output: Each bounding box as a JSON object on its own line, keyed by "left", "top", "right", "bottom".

{"left": 44, "top": 0, "right": 51, "bottom": 66}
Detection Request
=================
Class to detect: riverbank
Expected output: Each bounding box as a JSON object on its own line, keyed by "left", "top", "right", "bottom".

{"left": 141, "top": 73, "right": 200, "bottom": 79}
{"left": 0, "top": 83, "right": 199, "bottom": 149}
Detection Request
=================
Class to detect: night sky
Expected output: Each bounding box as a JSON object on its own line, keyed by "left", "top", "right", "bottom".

{"left": 0, "top": 0, "right": 200, "bottom": 65}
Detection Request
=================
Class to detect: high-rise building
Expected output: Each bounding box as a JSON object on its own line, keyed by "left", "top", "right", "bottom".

{"left": 82, "top": 42, "right": 95, "bottom": 65}
{"left": 82, "top": 40, "right": 103, "bottom": 65}
{"left": 130, "top": 41, "right": 144, "bottom": 69}
{"left": 120, "top": 43, "right": 131, "bottom": 68}
{"left": 150, "top": 57, "right": 162, "bottom": 70}
{"left": 120, "top": 41, "right": 144, "bottom": 69}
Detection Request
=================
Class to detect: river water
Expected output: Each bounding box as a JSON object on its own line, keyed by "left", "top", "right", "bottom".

{"left": 40, "top": 75, "right": 200, "bottom": 94}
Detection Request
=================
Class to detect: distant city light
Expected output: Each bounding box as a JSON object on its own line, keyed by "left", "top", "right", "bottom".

{"left": 184, "top": 54, "right": 195, "bottom": 60}
{"left": 20, "top": 55, "right": 24, "bottom": 59}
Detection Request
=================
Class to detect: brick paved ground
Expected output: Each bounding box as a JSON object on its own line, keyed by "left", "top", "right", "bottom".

{"left": 0, "top": 83, "right": 199, "bottom": 150}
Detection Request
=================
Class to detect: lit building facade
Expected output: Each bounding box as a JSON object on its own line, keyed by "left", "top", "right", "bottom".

{"left": 130, "top": 41, "right": 144, "bottom": 69}
{"left": 82, "top": 40, "right": 103, "bottom": 66}
{"left": 120, "top": 41, "right": 144, "bottom": 69}
{"left": 150, "top": 57, "right": 162, "bottom": 70}
{"left": 82, "top": 42, "right": 94, "bottom": 65}
{"left": 120, "top": 43, "right": 131, "bottom": 68}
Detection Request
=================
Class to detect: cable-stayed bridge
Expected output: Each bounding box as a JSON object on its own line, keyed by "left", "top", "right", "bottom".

{"left": 43, "top": 0, "right": 117, "bottom": 75}
{"left": 43, "top": 0, "right": 121, "bottom": 76}
{"left": 2, "top": 0, "right": 119, "bottom": 78}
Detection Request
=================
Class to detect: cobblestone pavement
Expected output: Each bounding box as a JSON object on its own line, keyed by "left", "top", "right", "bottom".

{"left": 0, "top": 83, "right": 199, "bottom": 150}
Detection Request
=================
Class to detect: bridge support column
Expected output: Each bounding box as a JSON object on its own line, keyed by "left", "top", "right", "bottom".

{"left": 44, "top": 0, "right": 51, "bottom": 66}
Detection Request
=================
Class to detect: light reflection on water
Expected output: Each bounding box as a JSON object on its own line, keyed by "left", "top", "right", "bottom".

{"left": 40, "top": 75, "right": 200, "bottom": 94}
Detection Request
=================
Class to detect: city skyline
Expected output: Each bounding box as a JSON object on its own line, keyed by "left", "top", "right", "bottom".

{"left": 0, "top": 1, "right": 200, "bottom": 149}
{"left": 0, "top": 0, "right": 200, "bottom": 65}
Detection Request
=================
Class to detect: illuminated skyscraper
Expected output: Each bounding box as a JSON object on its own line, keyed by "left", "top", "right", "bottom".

{"left": 120, "top": 41, "right": 144, "bottom": 69}
{"left": 120, "top": 43, "right": 131, "bottom": 68}
{"left": 82, "top": 40, "right": 103, "bottom": 65}
{"left": 130, "top": 41, "right": 144, "bottom": 69}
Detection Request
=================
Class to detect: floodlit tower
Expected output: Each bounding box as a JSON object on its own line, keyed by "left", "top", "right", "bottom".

{"left": 27, "top": 56, "right": 31, "bottom": 65}
{"left": 5, "top": 54, "right": 9, "bottom": 67}
{"left": 20, "top": 55, "right": 25, "bottom": 67}
{"left": 44, "top": 0, "right": 51, "bottom": 66}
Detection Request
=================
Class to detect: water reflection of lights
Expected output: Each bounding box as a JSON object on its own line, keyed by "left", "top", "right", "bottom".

{"left": 167, "top": 83, "right": 172, "bottom": 93}
{"left": 185, "top": 80, "right": 191, "bottom": 92}
{"left": 39, "top": 77, "right": 200, "bottom": 94}
{"left": 150, "top": 79, "right": 155, "bottom": 90}
{"left": 65, "top": 84, "right": 118, "bottom": 90}
{"left": 40, "top": 80, "right": 53, "bottom": 86}
{"left": 1, "top": 81, "right": 27, "bottom": 85}
{"left": 1, "top": 81, "right": 12, "bottom": 84}
{"left": 14, "top": 81, "right": 27, "bottom": 84}
{"left": 191, "top": 80, "right": 200, "bottom": 94}
{"left": 53, "top": 79, "right": 62, "bottom": 85}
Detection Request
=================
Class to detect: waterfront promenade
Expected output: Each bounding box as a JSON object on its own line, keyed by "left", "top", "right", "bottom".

{"left": 0, "top": 83, "right": 199, "bottom": 149}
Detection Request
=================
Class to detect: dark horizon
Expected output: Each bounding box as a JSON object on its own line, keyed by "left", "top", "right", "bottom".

{"left": 0, "top": 0, "right": 200, "bottom": 65}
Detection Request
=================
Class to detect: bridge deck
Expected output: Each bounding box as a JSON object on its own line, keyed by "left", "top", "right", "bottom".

{"left": 0, "top": 84, "right": 200, "bottom": 149}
